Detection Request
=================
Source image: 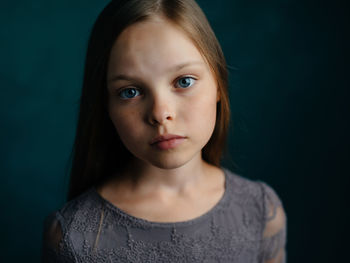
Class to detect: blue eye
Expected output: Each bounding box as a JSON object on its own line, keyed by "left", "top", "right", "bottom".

{"left": 119, "top": 88, "right": 140, "bottom": 99}
{"left": 176, "top": 77, "right": 196, "bottom": 88}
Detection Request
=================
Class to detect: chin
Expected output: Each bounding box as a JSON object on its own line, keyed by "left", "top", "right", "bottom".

{"left": 146, "top": 158, "right": 188, "bottom": 170}
{"left": 138, "top": 152, "right": 197, "bottom": 170}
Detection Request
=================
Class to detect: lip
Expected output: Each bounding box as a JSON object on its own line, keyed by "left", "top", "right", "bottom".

{"left": 150, "top": 134, "right": 186, "bottom": 150}
{"left": 150, "top": 134, "right": 186, "bottom": 145}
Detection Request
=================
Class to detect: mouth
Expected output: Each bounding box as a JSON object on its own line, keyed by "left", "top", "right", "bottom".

{"left": 150, "top": 134, "right": 186, "bottom": 150}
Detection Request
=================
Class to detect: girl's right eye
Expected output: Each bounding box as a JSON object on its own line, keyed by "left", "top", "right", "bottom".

{"left": 118, "top": 88, "right": 141, "bottom": 99}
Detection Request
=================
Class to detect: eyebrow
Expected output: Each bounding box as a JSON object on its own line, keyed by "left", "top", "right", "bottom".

{"left": 107, "top": 61, "right": 205, "bottom": 84}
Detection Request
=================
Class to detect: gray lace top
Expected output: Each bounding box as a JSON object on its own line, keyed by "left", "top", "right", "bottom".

{"left": 42, "top": 169, "right": 287, "bottom": 262}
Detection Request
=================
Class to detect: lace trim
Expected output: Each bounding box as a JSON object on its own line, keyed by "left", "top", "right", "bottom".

{"left": 259, "top": 227, "right": 287, "bottom": 261}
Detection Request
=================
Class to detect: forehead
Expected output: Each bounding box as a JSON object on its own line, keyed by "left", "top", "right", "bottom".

{"left": 107, "top": 17, "right": 208, "bottom": 77}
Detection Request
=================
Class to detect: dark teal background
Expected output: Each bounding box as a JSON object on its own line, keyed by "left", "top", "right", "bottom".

{"left": 1, "top": 0, "right": 348, "bottom": 262}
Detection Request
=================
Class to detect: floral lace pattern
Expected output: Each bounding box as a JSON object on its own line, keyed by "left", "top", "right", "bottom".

{"left": 42, "top": 169, "right": 287, "bottom": 262}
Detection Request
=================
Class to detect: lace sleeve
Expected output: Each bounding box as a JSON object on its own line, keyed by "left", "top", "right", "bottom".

{"left": 41, "top": 212, "right": 76, "bottom": 263}
{"left": 259, "top": 182, "right": 287, "bottom": 263}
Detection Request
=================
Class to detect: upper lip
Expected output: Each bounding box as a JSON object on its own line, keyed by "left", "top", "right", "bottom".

{"left": 150, "top": 134, "right": 186, "bottom": 145}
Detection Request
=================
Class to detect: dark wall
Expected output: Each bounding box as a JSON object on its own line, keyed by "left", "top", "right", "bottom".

{"left": 0, "top": 0, "right": 347, "bottom": 262}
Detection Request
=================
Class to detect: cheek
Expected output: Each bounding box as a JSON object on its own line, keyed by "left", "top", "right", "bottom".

{"left": 109, "top": 107, "right": 143, "bottom": 146}
{"left": 183, "top": 88, "right": 218, "bottom": 136}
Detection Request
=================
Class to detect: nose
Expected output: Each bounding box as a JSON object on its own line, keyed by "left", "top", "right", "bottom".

{"left": 147, "top": 94, "right": 175, "bottom": 126}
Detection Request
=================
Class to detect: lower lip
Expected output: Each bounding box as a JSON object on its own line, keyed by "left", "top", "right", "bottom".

{"left": 152, "top": 138, "right": 186, "bottom": 150}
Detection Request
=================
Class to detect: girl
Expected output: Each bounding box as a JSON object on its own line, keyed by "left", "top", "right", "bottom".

{"left": 42, "top": 0, "right": 287, "bottom": 262}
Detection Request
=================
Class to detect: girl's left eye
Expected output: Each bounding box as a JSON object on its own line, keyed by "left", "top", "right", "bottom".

{"left": 176, "top": 77, "right": 196, "bottom": 89}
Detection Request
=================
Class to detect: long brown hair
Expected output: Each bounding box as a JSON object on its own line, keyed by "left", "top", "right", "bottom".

{"left": 68, "top": 0, "right": 230, "bottom": 201}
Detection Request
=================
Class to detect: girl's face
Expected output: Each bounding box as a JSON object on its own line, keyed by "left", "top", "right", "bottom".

{"left": 107, "top": 17, "right": 219, "bottom": 169}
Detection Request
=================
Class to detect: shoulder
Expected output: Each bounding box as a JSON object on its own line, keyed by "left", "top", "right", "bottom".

{"left": 48, "top": 188, "right": 102, "bottom": 233}
{"left": 222, "top": 171, "right": 288, "bottom": 261}
{"left": 223, "top": 168, "right": 266, "bottom": 201}
{"left": 43, "top": 189, "right": 101, "bottom": 245}
{"left": 223, "top": 168, "right": 287, "bottom": 226}
{"left": 42, "top": 189, "right": 102, "bottom": 260}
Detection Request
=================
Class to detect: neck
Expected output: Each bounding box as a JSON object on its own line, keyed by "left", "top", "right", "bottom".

{"left": 119, "top": 154, "right": 213, "bottom": 197}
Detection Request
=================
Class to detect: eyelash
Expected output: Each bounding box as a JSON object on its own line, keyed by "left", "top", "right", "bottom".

{"left": 117, "top": 76, "right": 197, "bottom": 100}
